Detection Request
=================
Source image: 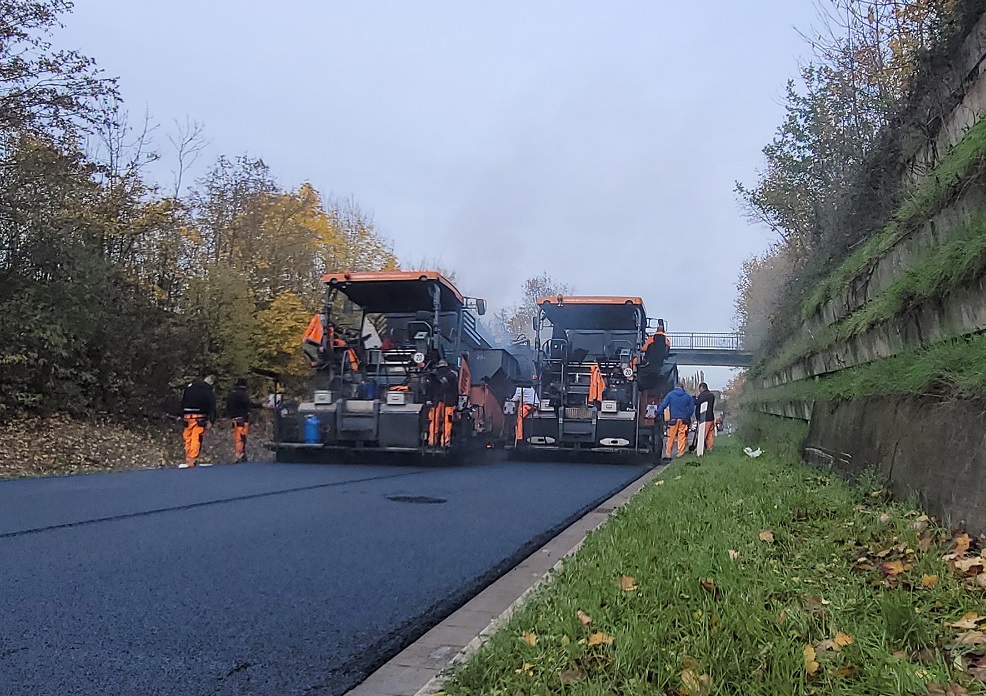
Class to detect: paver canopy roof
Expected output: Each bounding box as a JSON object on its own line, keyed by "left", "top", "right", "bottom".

{"left": 537, "top": 296, "right": 646, "bottom": 331}
{"left": 322, "top": 271, "right": 465, "bottom": 313}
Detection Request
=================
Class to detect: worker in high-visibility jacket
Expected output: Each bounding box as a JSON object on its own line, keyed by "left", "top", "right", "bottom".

{"left": 428, "top": 360, "right": 458, "bottom": 447}
{"left": 589, "top": 362, "right": 607, "bottom": 406}
{"left": 693, "top": 382, "right": 716, "bottom": 453}
{"left": 658, "top": 382, "right": 694, "bottom": 460}
{"left": 180, "top": 375, "right": 216, "bottom": 468}
{"left": 226, "top": 378, "right": 262, "bottom": 463}
{"left": 512, "top": 380, "right": 539, "bottom": 445}
{"left": 642, "top": 327, "right": 671, "bottom": 366}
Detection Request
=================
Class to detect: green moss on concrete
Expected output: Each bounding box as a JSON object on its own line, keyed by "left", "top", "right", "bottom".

{"left": 750, "top": 332, "right": 986, "bottom": 405}
{"left": 802, "top": 116, "right": 986, "bottom": 320}
{"left": 762, "top": 210, "right": 986, "bottom": 380}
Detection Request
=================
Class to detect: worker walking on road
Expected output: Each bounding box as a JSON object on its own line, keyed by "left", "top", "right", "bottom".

{"left": 226, "top": 378, "right": 262, "bottom": 463}
{"left": 181, "top": 375, "right": 216, "bottom": 468}
{"left": 694, "top": 382, "right": 716, "bottom": 454}
{"left": 658, "top": 381, "right": 694, "bottom": 460}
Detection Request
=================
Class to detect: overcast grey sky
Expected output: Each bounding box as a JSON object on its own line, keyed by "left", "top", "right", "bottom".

{"left": 61, "top": 1, "right": 818, "bottom": 386}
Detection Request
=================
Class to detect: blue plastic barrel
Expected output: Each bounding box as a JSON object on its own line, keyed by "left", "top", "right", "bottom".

{"left": 304, "top": 415, "right": 321, "bottom": 443}
{"left": 361, "top": 382, "right": 378, "bottom": 400}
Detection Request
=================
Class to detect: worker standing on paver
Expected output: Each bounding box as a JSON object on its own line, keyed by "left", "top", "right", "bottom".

{"left": 180, "top": 375, "right": 216, "bottom": 468}
{"left": 512, "top": 379, "right": 539, "bottom": 446}
{"left": 226, "top": 378, "right": 262, "bottom": 463}
{"left": 658, "top": 381, "right": 694, "bottom": 460}
{"left": 694, "top": 382, "right": 716, "bottom": 454}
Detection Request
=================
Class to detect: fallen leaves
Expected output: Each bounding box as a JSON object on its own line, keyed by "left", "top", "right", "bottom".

{"left": 927, "top": 684, "right": 971, "bottom": 696}
{"left": 680, "top": 668, "right": 712, "bottom": 695}
{"left": 587, "top": 632, "right": 614, "bottom": 646}
{"left": 945, "top": 612, "right": 983, "bottom": 630}
{"left": 922, "top": 574, "right": 939, "bottom": 588}
{"left": 881, "top": 560, "right": 912, "bottom": 576}
{"left": 520, "top": 631, "right": 537, "bottom": 647}
{"left": 559, "top": 667, "right": 585, "bottom": 685}
{"left": 699, "top": 577, "right": 720, "bottom": 599}
{"left": 728, "top": 549, "right": 740, "bottom": 561}
{"left": 758, "top": 529, "right": 775, "bottom": 543}
{"left": 954, "top": 533, "right": 972, "bottom": 556}
{"left": 803, "top": 644, "right": 820, "bottom": 676}
{"left": 620, "top": 574, "right": 638, "bottom": 592}
{"left": 576, "top": 610, "right": 592, "bottom": 626}
{"left": 655, "top": 479, "right": 666, "bottom": 486}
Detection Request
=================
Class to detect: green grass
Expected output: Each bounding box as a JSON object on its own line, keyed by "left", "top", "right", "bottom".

{"left": 443, "top": 442, "right": 986, "bottom": 695}
{"left": 749, "top": 332, "right": 986, "bottom": 405}
{"left": 802, "top": 116, "right": 986, "bottom": 321}
{"left": 762, "top": 210, "right": 986, "bottom": 380}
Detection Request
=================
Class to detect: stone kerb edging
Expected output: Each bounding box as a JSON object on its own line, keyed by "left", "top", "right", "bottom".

{"left": 755, "top": 400, "right": 813, "bottom": 422}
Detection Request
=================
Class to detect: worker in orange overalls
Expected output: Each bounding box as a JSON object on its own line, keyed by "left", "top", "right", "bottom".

{"left": 428, "top": 360, "right": 458, "bottom": 447}
{"left": 589, "top": 362, "right": 607, "bottom": 406}
{"left": 658, "top": 381, "right": 695, "bottom": 460}
{"left": 180, "top": 375, "right": 216, "bottom": 468}
{"left": 226, "top": 378, "right": 262, "bottom": 463}
{"left": 512, "top": 379, "right": 539, "bottom": 446}
{"left": 642, "top": 326, "right": 671, "bottom": 365}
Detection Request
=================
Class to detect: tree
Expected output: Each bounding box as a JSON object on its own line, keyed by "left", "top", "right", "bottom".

{"left": 734, "top": 244, "right": 800, "bottom": 351}
{"left": 0, "top": 0, "right": 117, "bottom": 134}
{"left": 490, "top": 272, "right": 574, "bottom": 341}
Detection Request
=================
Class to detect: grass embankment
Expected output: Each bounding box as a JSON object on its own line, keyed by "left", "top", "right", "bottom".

{"left": 444, "top": 442, "right": 986, "bottom": 695}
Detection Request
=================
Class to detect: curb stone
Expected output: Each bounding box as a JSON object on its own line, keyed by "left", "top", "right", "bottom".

{"left": 345, "top": 463, "right": 665, "bottom": 696}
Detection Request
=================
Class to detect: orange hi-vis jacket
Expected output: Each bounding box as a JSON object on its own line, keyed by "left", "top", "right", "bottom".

{"left": 589, "top": 363, "right": 606, "bottom": 403}
{"left": 303, "top": 314, "right": 324, "bottom": 348}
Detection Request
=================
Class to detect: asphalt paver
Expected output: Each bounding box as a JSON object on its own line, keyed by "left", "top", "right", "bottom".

{"left": 0, "top": 457, "right": 649, "bottom": 695}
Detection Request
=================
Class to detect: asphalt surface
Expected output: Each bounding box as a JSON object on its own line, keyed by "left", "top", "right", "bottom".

{"left": 0, "top": 456, "right": 650, "bottom": 696}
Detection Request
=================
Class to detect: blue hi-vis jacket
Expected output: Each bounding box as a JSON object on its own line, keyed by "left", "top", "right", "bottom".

{"left": 659, "top": 388, "right": 695, "bottom": 422}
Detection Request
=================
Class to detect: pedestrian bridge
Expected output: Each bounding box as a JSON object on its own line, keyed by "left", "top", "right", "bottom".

{"left": 666, "top": 332, "right": 754, "bottom": 367}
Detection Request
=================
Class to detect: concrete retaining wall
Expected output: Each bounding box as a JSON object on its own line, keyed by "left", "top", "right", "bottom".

{"left": 804, "top": 396, "right": 986, "bottom": 533}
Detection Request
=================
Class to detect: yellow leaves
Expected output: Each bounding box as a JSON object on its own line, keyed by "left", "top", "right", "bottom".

{"left": 520, "top": 631, "right": 537, "bottom": 648}
{"left": 954, "top": 532, "right": 972, "bottom": 556}
{"left": 699, "top": 577, "right": 721, "bottom": 600}
{"left": 655, "top": 479, "right": 665, "bottom": 486}
{"left": 946, "top": 612, "right": 984, "bottom": 630}
{"left": 881, "top": 560, "right": 912, "bottom": 576}
{"left": 620, "top": 575, "right": 638, "bottom": 592}
{"left": 514, "top": 661, "right": 534, "bottom": 675}
{"left": 803, "top": 644, "right": 820, "bottom": 676}
{"left": 834, "top": 631, "right": 854, "bottom": 648}
{"left": 922, "top": 574, "right": 939, "bottom": 588}
{"left": 576, "top": 610, "right": 592, "bottom": 626}
{"left": 758, "top": 529, "right": 775, "bottom": 543}
{"left": 680, "top": 668, "right": 712, "bottom": 696}
{"left": 815, "top": 631, "right": 854, "bottom": 654}
{"left": 587, "top": 632, "right": 614, "bottom": 646}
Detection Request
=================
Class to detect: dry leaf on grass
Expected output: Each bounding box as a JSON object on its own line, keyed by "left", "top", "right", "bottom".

{"left": 881, "top": 560, "right": 911, "bottom": 576}
{"left": 655, "top": 480, "right": 665, "bottom": 486}
{"left": 520, "top": 631, "right": 537, "bottom": 647}
{"left": 620, "top": 574, "right": 638, "bottom": 591}
{"left": 587, "top": 632, "right": 614, "bottom": 646}
{"left": 514, "top": 661, "right": 534, "bottom": 675}
{"left": 577, "top": 610, "right": 592, "bottom": 626}
{"left": 834, "top": 632, "right": 854, "bottom": 648}
{"left": 699, "top": 577, "right": 720, "bottom": 599}
{"left": 758, "top": 529, "right": 775, "bottom": 543}
{"left": 946, "top": 612, "right": 983, "bottom": 630}
{"left": 728, "top": 549, "right": 740, "bottom": 560}
{"left": 927, "top": 685, "right": 971, "bottom": 696}
{"left": 803, "top": 645, "right": 820, "bottom": 676}
{"left": 922, "top": 574, "right": 938, "bottom": 588}
{"left": 953, "top": 631, "right": 986, "bottom": 646}
{"left": 833, "top": 665, "right": 856, "bottom": 679}
{"left": 559, "top": 668, "right": 585, "bottom": 685}
{"left": 680, "top": 669, "right": 712, "bottom": 696}
{"left": 954, "top": 533, "right": 972, "bottom": 556}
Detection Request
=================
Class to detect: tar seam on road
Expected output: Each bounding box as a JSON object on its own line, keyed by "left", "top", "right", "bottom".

{"left": 0, "top": 469, "right": 430, "bottom": 540}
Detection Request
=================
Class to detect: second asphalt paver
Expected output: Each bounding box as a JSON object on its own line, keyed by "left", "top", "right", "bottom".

{"left": 0, "top": 458, "right": 649, "bottom": 696}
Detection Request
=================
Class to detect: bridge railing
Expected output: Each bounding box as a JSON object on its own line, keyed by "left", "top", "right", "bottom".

{"left": 666, "top": 332, "right": 745, "bottom": 351}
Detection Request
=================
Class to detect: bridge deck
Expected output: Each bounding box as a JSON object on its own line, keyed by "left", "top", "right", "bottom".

{"left": 665, "top": 332, "right": 753, "bottom": 368}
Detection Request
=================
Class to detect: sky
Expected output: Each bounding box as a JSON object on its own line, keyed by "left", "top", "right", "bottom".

{"left": 58, "top": 1, "right": 820, "bottom": 387}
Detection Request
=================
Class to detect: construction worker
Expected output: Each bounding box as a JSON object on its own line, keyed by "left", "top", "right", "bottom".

{"left": 226, "top": 378, "right": 262, "bottom": 463}
{"left": 694, "top": 382, "right": 716, "bottom": 453}
{"left": 658, "top": 381, "right": 694, "bottom": 461}
{"left": 512, "top": 379, "right": 539, "bottom": 446}
{"left": 428, "top": 360, "right": 458, "bottom": 447}
{"left": 180, "top": 375, "right": 216, "bottom": 468}
{"left": 642, "top": 325, "right": 671, "bottom": 366}
{"left": 589, "top": 362, "right": 606, "bottom": 406}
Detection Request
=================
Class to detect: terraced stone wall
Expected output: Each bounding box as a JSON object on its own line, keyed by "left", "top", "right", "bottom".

{"left": 749, "top": 12, "right": 986, "bottom": 532}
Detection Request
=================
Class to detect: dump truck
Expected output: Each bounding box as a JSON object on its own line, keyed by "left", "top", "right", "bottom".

{"left": 517, "top": 295, "right": 677, "bottom": 458}
{"left": 274, "top": 271, "right": 522, "bottom": 461}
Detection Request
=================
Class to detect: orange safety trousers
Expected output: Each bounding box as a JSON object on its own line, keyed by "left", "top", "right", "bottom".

{"left": 183, "top": 415, "right": 207, "bottom": 466}
{"left": 233, "top": 419, "right": 249, "bottom": 461}
{"left": 428, "top": 403, "right": 454, "bottom": 447}
{"left": 515, "top": 403, "right": 532, "bottom": 442}
{"left": 665, "top": 419, "right": 689, "bottom": 458}
{"left": 699, "top": 420, "right": 715, "bottom": 451}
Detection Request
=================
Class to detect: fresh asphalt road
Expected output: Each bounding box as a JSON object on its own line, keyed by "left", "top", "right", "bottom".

{"left": 0, "top": 457, "right": 650, "bottom": 696}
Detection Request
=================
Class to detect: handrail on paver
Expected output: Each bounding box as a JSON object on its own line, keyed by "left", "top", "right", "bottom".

{"left": 665, "top": 332, "right": 746, "bottom": 351}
